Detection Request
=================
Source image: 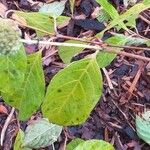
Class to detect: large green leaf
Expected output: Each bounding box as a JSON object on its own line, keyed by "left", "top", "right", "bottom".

{"left": 0, "top": 18, "right": 27, "bottom": 94}
{"left": 143, "top": 0, "right": 150, "bottom": 5}
{"left": 42, "top": 57, "right": 102, "bottom": 126}
{"left": 15, "top": 11, "right": 70, "bottom": 36}
{"left": 58, "top": 40, "right": 85, "bottom": 64}
{"left": 4, "top": 52, "right": 45, "bottom": 120}
{"left": 15, "top": 11, "right": 55, "bottom": 35}
{"left": 73, "top": 140, "right": 115, "bottom": 150}
{"left": 18, "top": 52, "right": 45, "bottom": 120}
{"left": 39, "top": 0, "right": 66, "bottom": 18}
{"left": 0, "top": 46, "right": 27, "bottom": 94}
{"left": 14, "top": 129, "right": 31, "bottom": 150}
{"left": 67, "top": 138, "right": 84, "bottom": 150}
{"left": 23, "top": 118, "right": 62, "bottom": 149}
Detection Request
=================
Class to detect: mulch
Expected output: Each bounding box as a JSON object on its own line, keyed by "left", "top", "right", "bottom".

{"left": 0, "top": 0, "right": 150, "bottom": 149}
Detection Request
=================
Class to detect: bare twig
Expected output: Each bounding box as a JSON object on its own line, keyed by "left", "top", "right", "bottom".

{"left": 57, "top": 34, "right": 150, "bottom": 52}
{"left": 111, "top": 99, "right": 135, "bottom": 131}
{"left": 20, "top": 39, "right": 150, "bottom": 62}
{"left": 114, "top": 132, "right": 126, "bottom": 150}
{"left": 139, "top": 15, "right": 150, "bottom": 25}
{"left": 127, "top": 62, "right": 144, "bottom": 100}
{"left": 12, "top": 16, "right": 150, "bottom": 51}
{"left": 12, "top": 14, "right": 150, "bottom": 51}
{"left": 110, "top": 50, "right": 150, "bottom": 62}
{"left": 102, "top": 68, "right": 114, "bottom": 90}
{"left": 20, "top": 39, "right": 103, "bottom": 50}
{"left": 0, "top": 107, "right": 15, "bottom": 146}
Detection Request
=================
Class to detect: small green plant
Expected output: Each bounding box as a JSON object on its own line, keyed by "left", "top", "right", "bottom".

{"left": 0, "top": 0, "right": 150, "bottom": 149}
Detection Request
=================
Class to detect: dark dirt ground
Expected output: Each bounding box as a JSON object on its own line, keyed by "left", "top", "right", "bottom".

{"left": 0, "top": 0, "right": 150, "bottom": 150}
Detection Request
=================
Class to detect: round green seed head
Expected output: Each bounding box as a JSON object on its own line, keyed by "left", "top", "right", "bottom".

{"left": 0, "top": 18, "right": 21, "bottom": 55}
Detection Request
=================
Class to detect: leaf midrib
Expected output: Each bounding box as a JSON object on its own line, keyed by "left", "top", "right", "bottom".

{"left": 24, "top": 124, "right": 58, "bottom": 146}
{"left": 53, "top": 59, "right": 96, "bottom": 116}
{"left": 20, "top": 53, "right": 41, "bottom": 111}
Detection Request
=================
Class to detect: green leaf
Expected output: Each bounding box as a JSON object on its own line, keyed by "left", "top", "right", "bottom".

{"left": 96, "top": 35, "right": 126, "bottom": 68}
{"left": 125, "top": 14, "right": 137, "bottom": 28}
{"left": 97, "top": 9, "right": 110, "bottom": 23}
{"left": 3, "top": 52, "right": 45, "bottom": 120}
{"left": 136, "top": 110, "right": 150, "bottom": 145}
{"left": 14, "top": 129, "right": 24, "bottom": 150}
{"left": 146, "top": 41, "right": 150, "bottom": 47}
{"left": 0, "top": 46, "right": 27, "bottom": 94}
{"left": 39, "top": 0, "right": 66, "bottom": 18}
{"left": 15, "top": 11, "right": 55, "bottom": 35}
{"left": 42, "top": 57, "right": 103, "bottom": 126}
{"left": 15, "top": 11, "right": 70, "bottom": 36}
{"left": 67, "top": 138, "right": 84, "bottom": 150}
{"left": 109, "top": 34, "right": 150, "bottom": 46}
{"left": 69, "top": 0, "right": 75, "bottom": 15}
{"left": 96, "top": 52, "right": 116, "bottom": 68}
{"left": 57, "top": 16, "right": 70, "bottom": 26}
{"left": 58, "top": 40, "right": 85, "bottom": 64}
{"left": 18, "top": 52, "right": 45, "bottom": 120}
{"left": 14, "top": 129, "right": 31, "bottom": 150}
{"left": 116, "top": 34, "right": 149, "bottom": 46}
{"left": 96, "top": 0, "right": 126, "bottom": 29}
{"left": 98, "top": 2, "right": 150, "bottom": 36}
{"left": 96, "top": 0, "right": 119, "bottom": 19}
{"left": 23, "top": 118, "right": 62, "bottom": 149}
{"left": 96, "top": 34, "right": 149, "bottom": 68}
{"left": 143, "top": 0, "right": 150, "bottom": 5}
{"left": 73, "top": 140, "right": 115, "bottom": 150}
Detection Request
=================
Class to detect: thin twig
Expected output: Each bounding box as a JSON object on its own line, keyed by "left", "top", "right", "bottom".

{"left": 111, "top": 99, "right": 135, "bottom": 131}
{"left": 62, "top": 133, "right": 67, "bottom": 150}
{"left": 108, "top": 49, "right": 150, "bottom": 62}
{"left": 0, "top": 107, "right": 15, "bottom": 146}
{"left": 139, "top": 15, "right": 150, "bottom": 25}
{"left": 57, "top": 34, "right": 150, "bottom": 52}
{"left": 20, "top": 39, "right": 102, "bottom": 50}
{"left": 15, "top": 20, "right": 150, "bottom": 51}
{"left": 20, "top": 39, "right": 150, "bottom": 62}
{"left": 127, "top": 62, "right": 144, "bottom": 100}
{"left": 52, "top": 144, "right": 55, "bottom": 150}
{"left": 102, "top": 68, "right": 114, "bottom": 90}
{"left": 106, "top": 44, "right": 150, "bottom": 51}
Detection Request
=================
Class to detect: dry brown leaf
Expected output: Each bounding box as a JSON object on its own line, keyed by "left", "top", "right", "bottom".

{"left": 11, "top": 13, "right": 27, "bottom": 27}
{"left": 0, "top": 105, "right": 8, "bottom": 114}
{"left": 0, "top": 3, "right": 7, "bottom": 17}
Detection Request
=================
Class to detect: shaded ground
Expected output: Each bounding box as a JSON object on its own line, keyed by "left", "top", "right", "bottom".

{"left": 0, "top": 0, "right": 150, "bottom": 149}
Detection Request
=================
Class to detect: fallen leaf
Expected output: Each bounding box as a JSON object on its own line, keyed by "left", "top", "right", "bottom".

{"left": 0, "top": 105, "right": 8, "bottom": 114}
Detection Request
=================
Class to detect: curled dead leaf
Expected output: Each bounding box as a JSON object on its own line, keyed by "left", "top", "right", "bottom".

{"left": 11, "top": 13, "right": 27, "bottom": 27}
{"left": 0, "top": 105, "right": 8, "bottom": 114}
{"left": 0, "top": 3, "right": 7, "bottom": 17}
